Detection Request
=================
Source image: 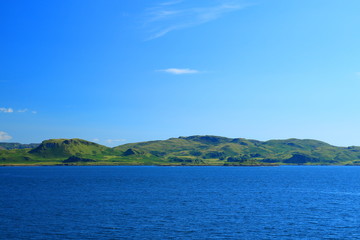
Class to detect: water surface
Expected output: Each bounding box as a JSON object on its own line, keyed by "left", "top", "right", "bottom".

{"left": 1, "top": 166, "right": 360, "bottom": 239}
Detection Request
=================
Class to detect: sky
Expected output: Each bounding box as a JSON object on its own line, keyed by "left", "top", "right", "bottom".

{"left": 1, "top": 0, "right": 360, "bottom": 147}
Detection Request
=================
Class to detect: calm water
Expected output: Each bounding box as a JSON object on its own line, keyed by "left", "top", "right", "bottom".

{"left": 1, "top": 166, "right": 360, "bottom": 239}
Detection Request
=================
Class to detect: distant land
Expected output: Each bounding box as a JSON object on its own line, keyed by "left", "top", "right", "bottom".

{"left": 2, "top": 135, "right": 360, "bottom": 166}
{"left": 0, "top": 142, "right": 40, "bottom": 150}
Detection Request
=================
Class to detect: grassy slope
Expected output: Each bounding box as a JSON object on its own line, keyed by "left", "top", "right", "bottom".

{"left": 1, "top": 135, "right": 360, "bottom": 165}
{"left": 0, "top": 138, "right": 166, "bottom": 165}
{"left": 0, "top": 142, "right": 39, "bottom": 150}
{"left": 114, "top": 135, "right": 360, "bottom": 165}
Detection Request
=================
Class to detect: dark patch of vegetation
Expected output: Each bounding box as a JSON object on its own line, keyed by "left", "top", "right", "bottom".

{"left": 168, "top": 156, "right": 204, "bottom": 164}
{"left": 123, "top": 148, "right": 140, "bottom": 156}
{"left": 230, "top": 139, "right": 249, "bottom": 145}
{"left": 149, "top": 151, "right": 166, "bottom": 157}
{"left": 204, "top": 151, "right": 225, "bottom": 159}
{"left": 227, "top": 155, "right": 248, "bottom": 162}
{"left": 283, "top": 153, "right": 319, "bottom": 164}
{"left": 63, "top": 156, "right": 96, "bottom": 163}
{"left": 189, "top": 150, "right": 202, "bottom": 156}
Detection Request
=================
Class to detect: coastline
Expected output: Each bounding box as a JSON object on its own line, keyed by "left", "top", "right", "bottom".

{"left": 2, "top": 163, "right": 356, "bottom": 167}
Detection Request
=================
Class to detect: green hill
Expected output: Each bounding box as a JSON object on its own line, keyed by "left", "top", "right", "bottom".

{"left": 0, "top": 142, "right": 39, "bottom": 150}
{"left": 1, "top": 135, "right": 360, "bottom": 166}
{"left": 114, "top": 135, "right": 360, "bottom": 165}
{"left": 29, "top": 138, "right": 111, "bottom": 158}
{"left": 0, "top": 138, "right": 116, "bottom": 165}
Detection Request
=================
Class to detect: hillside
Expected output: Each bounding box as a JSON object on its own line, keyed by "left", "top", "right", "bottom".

{"left": 0, "top": 138, "right": 163, "bottom": 165}
{"left": 115, "top": 135, "right": 360, "bottom": 165}
{"left": 1, "top": 135, "right": 360, "bottom": 166}
{"left": 0, "top": 142, "right": 39, "bottom": 150}
{"left": 29, "top": 138, "right": 111, "bottom": 158}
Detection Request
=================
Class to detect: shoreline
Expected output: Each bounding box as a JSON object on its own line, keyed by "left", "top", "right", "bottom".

{"left": 1, "top": 164, "right": 357, "bottom": 167}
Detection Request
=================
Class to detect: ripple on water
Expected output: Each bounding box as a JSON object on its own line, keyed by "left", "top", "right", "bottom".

{"left": 1, "top": 166, "right": 360, "bottom": 239}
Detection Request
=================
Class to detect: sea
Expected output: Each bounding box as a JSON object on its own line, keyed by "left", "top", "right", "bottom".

{"left": 1, "top": 166, "right": 360, "bottom": 239}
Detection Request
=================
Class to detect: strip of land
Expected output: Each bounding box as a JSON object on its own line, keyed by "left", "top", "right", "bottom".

{"left": 1, "top": 135, "right": 360, "bottom": 166}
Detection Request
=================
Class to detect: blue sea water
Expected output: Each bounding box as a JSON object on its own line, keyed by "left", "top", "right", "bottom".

{"left": 1, "top": 166, "right": 360, "bottom": 239}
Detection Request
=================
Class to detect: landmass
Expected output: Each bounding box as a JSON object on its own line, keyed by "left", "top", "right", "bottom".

{"left": 1, "top": 135, "right": 360, "bottom": 166}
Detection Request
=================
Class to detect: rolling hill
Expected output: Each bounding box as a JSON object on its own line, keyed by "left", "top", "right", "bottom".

{"left": 0, "top": 142, "right": 39, "bottom": 150}
{"left": 1, "top": 135, "right": 360, "bottom": 166}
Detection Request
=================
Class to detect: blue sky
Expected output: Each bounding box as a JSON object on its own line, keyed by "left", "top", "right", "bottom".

{"left": 1, "top": 0, "right": 360, "bottom": 147}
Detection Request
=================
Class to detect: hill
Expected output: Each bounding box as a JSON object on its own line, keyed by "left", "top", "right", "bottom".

{"left": 1, "top": 135, "right": 360, "bottom": 166}
{"left": 0, "top": 138, "right": 163, "bottom": 165}
{"left": 28, "top": 138, "right": 111, "bottom": 158}
{"left": 0, "top": 142, "right": 39, "bottom": 150}
{"left": 116, "top": 135, "right": 360, "bottom": 165}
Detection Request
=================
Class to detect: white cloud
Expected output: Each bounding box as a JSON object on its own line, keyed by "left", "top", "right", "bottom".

{"left": 92, "top": 138, "right": 100, "bottom": 142}
{"left": 0, "top": 107, "right": 37, "bottom": 114}
{"left": 0, "top": 108, "right": 13, "bottom": 113}
{"left": 158, "top": 68, "right": 200, "bottom": 74}
{"left": 0, "top": 131, "right": 12, "bottom": 141}
{"left": 145, "top": 0, "right": 250, "bottom": 39}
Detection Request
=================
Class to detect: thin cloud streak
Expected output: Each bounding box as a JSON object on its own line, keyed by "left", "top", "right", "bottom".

{"left": 0, "top": 107, "right": 37, "bottom": 114}
{"left": 158, "top": 68, "right": 200, "bottom": 74}
{"left": 0, "top": 108, "right": 13, "bottom": 113}
{"left": 145, "top": 0, "right": 250, "bottom": 40}
{"left": 106, "top": 139, "right": 126, "bottom": 144}
{"left": 90, "top": 138, "right": 126, "bottom": 146}
{"left": 0, "top": 131, "right": 12, "bottom": 141}
{"left": 159, "top": 1, "right": 184, "bottom": 6}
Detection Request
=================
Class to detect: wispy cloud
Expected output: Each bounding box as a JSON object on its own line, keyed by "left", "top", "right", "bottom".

{"left": 0, "top": 131, "right": 12, "bottom": 141}
{"left": 106, "top": 139, "right": 126, "bottom": 144}
{"left": 145, "top": 0, "right": 250, "bottom": 39}
{"left": 91, "top": 138, "right": 126, "bottom": 145}
{"left": 158, "top": 68, "right": 200, "bottom": 74}
{"left": 0, "top": 108, "right": 13, "bottom": 113}
{"left": 0, "top": 107, "right": 37, "bottom": 114}
{"left": 160, "top": 0, "right": 184, "bottom": 6}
